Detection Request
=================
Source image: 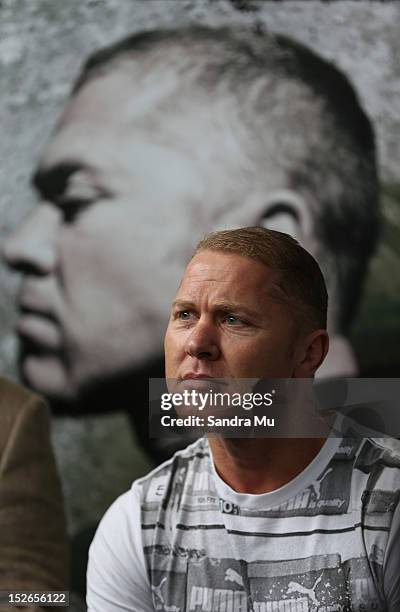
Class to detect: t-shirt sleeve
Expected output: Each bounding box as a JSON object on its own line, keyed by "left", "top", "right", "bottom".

{"left": 383, "top": 500, "right": 400, "bottom": 611}
{"left": 87, "top": 483, "right": 154, "bottom": 612}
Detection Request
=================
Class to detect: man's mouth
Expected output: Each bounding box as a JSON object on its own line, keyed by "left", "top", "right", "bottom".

{"left": 182, "top": 373, "right": 215, "bottom": 381}
{"left": 177, "top": 374, "right": 229, "bottom": 393}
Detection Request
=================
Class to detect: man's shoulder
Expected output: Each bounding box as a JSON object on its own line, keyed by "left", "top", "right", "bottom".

{"left": 353, "top": 436, "right": 400, "bottom": 486}
{"left": 352, "top": 436, "right": 400, "bottom": 513}
{"left": 134, "top": 437, "right": 210, "bottom": 501}
{"left": 339, "top": 416, "right": 400, "bottom": 472}
{"left": 137, "top": 436, "right": 210, "bottom": 483}
{"left": 355, "top": 435, "right": 400, "bottom": 467}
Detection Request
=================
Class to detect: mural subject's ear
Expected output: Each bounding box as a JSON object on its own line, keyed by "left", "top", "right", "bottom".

{"left": 256, "top": 190, "right": 313, "bottom": 247}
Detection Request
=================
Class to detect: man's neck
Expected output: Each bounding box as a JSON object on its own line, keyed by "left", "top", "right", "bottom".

{"left": 208, "top": 437, "right": 326, "bottom": 494}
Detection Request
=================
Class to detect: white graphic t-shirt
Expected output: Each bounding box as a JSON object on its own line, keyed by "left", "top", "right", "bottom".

{"left": 87, "top": 433, "right": 400, "bottom": 611}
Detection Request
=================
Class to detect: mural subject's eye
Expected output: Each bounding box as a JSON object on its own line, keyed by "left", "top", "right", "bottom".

{"left": 58, "top": 196, "right": 96, "bottom": 223}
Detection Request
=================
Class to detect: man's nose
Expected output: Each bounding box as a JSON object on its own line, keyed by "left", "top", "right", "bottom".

{"left": 3, "top": 204, "right": 60, "bottom": 276}
{"left": 185, "top": 319, "right": 221, "bottom": 361}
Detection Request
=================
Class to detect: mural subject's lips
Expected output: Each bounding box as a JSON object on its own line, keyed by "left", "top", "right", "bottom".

{"left": 17, "top": 311, "right": 62, "bottom": 352}
{"left": 18, "top": 288, "right": 58, "bottom": 321}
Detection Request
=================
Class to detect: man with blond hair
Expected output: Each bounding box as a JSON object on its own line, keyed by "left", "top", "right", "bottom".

{"left": 87, "top": 228, "right": 400, "bottom": 612}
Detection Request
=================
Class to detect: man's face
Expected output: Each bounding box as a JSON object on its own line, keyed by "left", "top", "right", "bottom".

{"left": 3, "top": 70, "right": 208, "bottom": 406}
{"left": 165, "top": 249, "right": 301, "bottom": 384}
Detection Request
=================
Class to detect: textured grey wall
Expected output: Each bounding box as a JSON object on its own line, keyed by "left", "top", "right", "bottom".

{"left": 1, "top": 0, "right": 399, "bottom": 537}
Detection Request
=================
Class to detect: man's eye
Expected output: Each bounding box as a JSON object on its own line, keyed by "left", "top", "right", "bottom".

{"left": 224, "top": 314, "right": 242, "bottom": 326}
{"left": 177, "top": 310, "right": 193, "bottom": 321}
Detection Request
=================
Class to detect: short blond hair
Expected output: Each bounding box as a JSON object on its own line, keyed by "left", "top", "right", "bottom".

{"left": 195, "top": 226, "right": 328, "bottom": 330}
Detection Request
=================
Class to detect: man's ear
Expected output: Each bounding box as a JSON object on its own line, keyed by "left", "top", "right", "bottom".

{"left": 294, "top": 330, "right": 330, "bottom": 378}
{"left": 256, "top": 190, "right": 313, "bottom": 247}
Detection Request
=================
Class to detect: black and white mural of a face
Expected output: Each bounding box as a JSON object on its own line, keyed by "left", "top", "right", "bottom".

{"left": 4, "top": 68, "right": 209, "bottom": 409}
